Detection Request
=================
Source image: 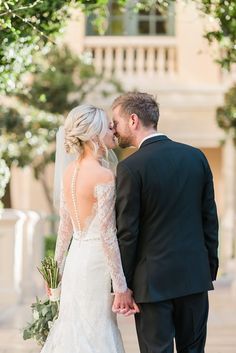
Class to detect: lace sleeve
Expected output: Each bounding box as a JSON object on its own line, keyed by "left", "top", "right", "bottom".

{"left": 54, "top": 188, "right": 73, "bottom": 275}
{"left": 95, "top": 182, "right": 127, "bottom": 294}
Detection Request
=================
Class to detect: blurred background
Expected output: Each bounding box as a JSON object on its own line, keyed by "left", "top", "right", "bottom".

{"left": 0, "top": 1, "right": 236, "bottom": 352}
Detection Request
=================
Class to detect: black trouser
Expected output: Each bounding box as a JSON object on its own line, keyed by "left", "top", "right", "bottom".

{"left": 135, "top": 292, "right": 209, "bottom": 353}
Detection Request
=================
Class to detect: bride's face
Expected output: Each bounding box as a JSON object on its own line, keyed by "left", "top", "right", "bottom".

{"left": 103, "top": 121, "right": 117, "bottom": 149}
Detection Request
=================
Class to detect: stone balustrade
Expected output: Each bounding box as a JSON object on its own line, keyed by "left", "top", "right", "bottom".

{"left": 83, "top": 36, "right": 177, "bottom": 80}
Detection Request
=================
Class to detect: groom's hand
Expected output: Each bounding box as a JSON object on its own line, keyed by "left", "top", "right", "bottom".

{"left": 112, "top": 288, "right": 138, "bottom": 315}
{"left": 124, "top": 301, "right": 140, "bottom": 316}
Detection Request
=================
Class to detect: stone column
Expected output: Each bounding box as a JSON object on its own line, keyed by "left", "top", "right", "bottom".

{"left": 220, "top": 134, "right": 236, "bottom": 275}
{"left": 0, "top": 209, "right": 26, "bottom": 305}
{"left": 21, "top": 211, "right": 44, "bottom": 301}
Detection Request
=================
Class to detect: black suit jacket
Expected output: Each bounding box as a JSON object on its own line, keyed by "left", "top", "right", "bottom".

{"left": 116, "top": 135, "right": 219, "bottom": 303}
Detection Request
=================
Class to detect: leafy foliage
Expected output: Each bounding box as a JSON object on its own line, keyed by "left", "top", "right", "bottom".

{"left": 0, "top": 45, "right": 122, "bottom": 210}
{"left": 45, "top": 234, "right": 57, "bottom": 258}
{"left": 217, "top": 84, "right": 236, "bottom": 143}
{"left": 0, "top": 104, "right": 62, "bottom": 209}
{"left": 0, "top": 105, "right": 62, "bottom": 169}
{"left": 16, "top": 45, "right": 123, "bottom": 114}
{"left": 0, "top": 0, "right": 76, "bottom": 93}
{"left": 23, "top": 256, "right": 61, "bottom": 345}
{"left": 0, "top": 0, "right": 235, "bottom": 96}
{"left": 0, "top": 159, "right": 10, "bottom": 208}
{"left": 196, "top": 0, "right": 236, "bottom": 69}
{"left": 23, "top": 297, "right": 59, "bottom": 346}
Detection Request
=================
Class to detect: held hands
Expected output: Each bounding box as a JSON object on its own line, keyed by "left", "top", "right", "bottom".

{"left": 112, "top": 288, "right": 140, "bottom": 316}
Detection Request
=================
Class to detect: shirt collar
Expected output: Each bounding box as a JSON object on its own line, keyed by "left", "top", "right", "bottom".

{"left": 138, "top": 133, "right": 164, "bottom": 149}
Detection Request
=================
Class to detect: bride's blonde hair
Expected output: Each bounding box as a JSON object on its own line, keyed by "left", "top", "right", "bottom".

{"left": 64, "top": 104, "right": 108, "bottom": 157}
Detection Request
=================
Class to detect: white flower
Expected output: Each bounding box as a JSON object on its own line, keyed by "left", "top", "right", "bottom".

{"left": 0, "top": 159, "right": 10, "bottom": 199}
{"left": 48, "top": 321, "right": 53, "bottom": 329}
{"left": 33, "top": 310, "right": 39, "bottom": 320}
{"left": 79, "top": 51, "right": 93, "bottom": 65}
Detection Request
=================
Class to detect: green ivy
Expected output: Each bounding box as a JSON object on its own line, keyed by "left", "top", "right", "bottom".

{"left": 217, "top": 84, "right": 236, "bottom": 143}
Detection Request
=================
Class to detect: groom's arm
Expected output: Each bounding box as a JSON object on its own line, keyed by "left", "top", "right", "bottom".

{"left": 201, "top": 157, "right": 219, "bottom": 281}
{"left": 116, "top": 161, "right": 141, "bottom": 289}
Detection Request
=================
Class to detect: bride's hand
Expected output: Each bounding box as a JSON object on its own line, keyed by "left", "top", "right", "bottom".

{"left": 45, "top": 282, "right": 51, "bottom": 297}
{"left": 123, "top": 301, "right": 140, "bottom": 316}
{"left": 112, "top": 289, "right": 140, "bottom": 315}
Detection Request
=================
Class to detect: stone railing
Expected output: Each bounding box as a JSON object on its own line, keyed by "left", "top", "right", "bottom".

{"left": 0, "top": 209, "right": 44, "bottom": 305}
{"left": 83, "top": 36, "right": 177, "bottom": 80}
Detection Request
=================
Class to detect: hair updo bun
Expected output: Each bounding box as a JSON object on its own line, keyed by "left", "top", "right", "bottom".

{"left": 64, "top": 104, "right": 108, "bottom": 155}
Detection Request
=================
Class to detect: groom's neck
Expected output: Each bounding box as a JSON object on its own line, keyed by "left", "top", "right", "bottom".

{"left": 134, "top": 128, "right": 158, "bottom": 148}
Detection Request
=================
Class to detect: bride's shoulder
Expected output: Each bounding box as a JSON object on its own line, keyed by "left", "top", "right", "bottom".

{"left": 96, "top": 165, "right": 115, "bottom": 185}
{"left": 95, "top": 166, "right": 115, "bottom": 200}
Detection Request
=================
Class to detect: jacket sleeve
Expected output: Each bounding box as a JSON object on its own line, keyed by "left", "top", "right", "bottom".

{"left": 202, "top": 158, "right": 219, "bottom": 281}
{"left": 96, "top": 181, "right": 127, "bottom": 294}
{"left": 54, "top": 188, "right": 73, "bottom": 276}
{"left": 115, "top": 162, "right": 141, "bottom": 289}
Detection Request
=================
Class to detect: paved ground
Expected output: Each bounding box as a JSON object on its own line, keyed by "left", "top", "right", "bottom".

{"left": 0, "top": 278, "right": 236, "bottom": 353}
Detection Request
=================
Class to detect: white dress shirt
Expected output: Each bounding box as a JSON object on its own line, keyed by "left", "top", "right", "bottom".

{"left": 138, "top": 133, "right": 164, "bottom": 149}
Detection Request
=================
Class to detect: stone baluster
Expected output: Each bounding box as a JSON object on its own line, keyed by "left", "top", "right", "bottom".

{"left": 125, "top": 47, "right": 134, "bottom": 75}
{"left": 114, "top": 47, "right": 124, "bottom": 76}
{"left": 93, "top": 47, "right": 103, "bottom": 74}
{"left": 146, "top": 47, "right": 155, "bottom": 75}
{"left": 104, "top": 47, "right": 113, "bottom": 77}
{"left": 136, "top": 47, "right": 145, "bottom": 75}
{"left": 168, "top": 46, "right": 176, "bottom": 77}
{"left": 0, "top": 209, "right": 26, "bottom": 305}
{"left": 157, "top": 47, "right": 165, "bottom": 76}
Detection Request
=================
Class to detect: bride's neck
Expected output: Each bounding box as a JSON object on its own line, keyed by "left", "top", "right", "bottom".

{"left": 80, "top": 144, "right": 103, "bottom": 163}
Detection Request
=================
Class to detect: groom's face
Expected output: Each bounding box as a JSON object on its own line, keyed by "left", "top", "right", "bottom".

{"left": 112, "top": 106, "right": 133, "bottom": 148}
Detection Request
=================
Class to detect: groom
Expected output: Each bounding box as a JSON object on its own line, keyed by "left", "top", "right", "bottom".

{"left": 112, "top": 92, "right": 219, "bottom": 353}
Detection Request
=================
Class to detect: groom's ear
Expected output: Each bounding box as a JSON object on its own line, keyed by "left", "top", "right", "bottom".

{"left": 129, "top": 113, "right": 139, "bottom": 130}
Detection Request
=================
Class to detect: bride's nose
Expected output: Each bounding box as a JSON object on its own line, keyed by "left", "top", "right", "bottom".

{"left": 111, "top": 126, "right": 116, "bottom": 134}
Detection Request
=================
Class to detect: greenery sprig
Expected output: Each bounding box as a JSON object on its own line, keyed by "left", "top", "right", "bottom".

{"left": 23, "top": 297, "right": 59, "bottom": 346}
{"left": 37, "top": 257, "right": 60, "bottom": 289}
{"left": 217, "top": 84, "right": 236, "bottom": 144}
{"left": 22, "top": 256, "right": 61, "bottom": 345}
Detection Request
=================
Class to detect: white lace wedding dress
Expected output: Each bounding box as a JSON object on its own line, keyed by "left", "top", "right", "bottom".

{"left": 40, "top": 173, "right": 127, "bottom": 353}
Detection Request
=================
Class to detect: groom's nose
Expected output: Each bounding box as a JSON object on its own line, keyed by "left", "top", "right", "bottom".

{"left": 112, "top": 124, "right": 117, "bottom": 134}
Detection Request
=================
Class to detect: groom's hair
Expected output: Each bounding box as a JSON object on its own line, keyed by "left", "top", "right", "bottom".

{"left": 112, "top": 92, "right": 159, "bottom": 128}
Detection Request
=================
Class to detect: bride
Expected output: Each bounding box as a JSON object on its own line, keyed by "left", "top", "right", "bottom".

{"left": 41, "top": 104, "right": 138, "bottom": 353}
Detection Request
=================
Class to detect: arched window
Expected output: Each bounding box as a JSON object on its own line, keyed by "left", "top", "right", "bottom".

{"left": 86, "top": 2, "right": 175, "bottom": 36}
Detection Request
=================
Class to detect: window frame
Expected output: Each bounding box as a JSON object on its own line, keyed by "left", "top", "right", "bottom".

{"left": 86, "top": 2, "right": 175, "bottom": 36}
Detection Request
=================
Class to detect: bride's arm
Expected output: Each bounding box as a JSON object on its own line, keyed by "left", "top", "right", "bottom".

{"left": 96, "top": 179, "right": 127, "bottom": 294}
{"left": 54, "top": 187, "right": 73, "bottom": 276}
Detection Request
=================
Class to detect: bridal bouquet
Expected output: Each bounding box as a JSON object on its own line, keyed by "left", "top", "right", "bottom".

{"left": 38, "top": 257, "right": 61, "bottom": 302}
{"left": 23, "top": 257, "right": 61, "bottom": 346}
